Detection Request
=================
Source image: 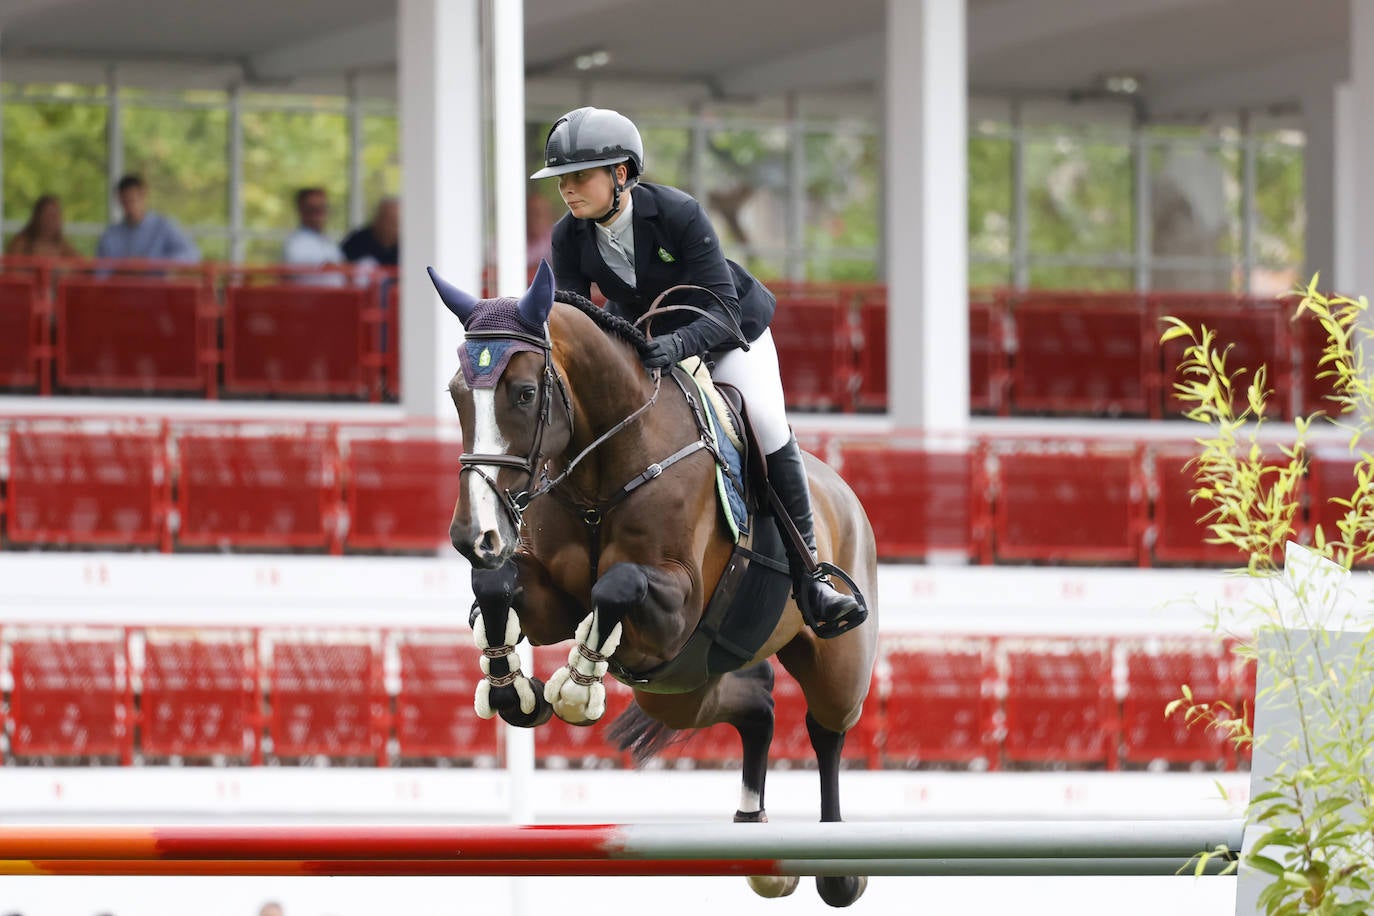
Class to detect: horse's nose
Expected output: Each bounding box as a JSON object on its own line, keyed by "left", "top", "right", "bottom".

{"left": 464, "top": 528, "right": 506, "bottom": 567}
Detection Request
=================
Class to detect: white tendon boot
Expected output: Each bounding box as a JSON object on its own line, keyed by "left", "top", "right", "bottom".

{"left": 471, "top": 608, "right": 538, "bottom": 720}
{"left": 544, "top": 610, "right": 622, "bottom": 724}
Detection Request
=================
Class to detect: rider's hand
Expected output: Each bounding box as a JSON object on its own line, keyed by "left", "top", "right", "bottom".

{"left": 642, "top": 333, "right": 687, "bottom": 370}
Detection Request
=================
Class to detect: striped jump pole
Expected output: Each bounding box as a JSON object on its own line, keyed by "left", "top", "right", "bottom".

{"left": 0, "top": 820, "right": 1243, "bottom": 877}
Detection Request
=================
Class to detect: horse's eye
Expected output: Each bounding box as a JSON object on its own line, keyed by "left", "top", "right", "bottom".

{"left": 517, "top": 386, "right": 537, "bottom": 406}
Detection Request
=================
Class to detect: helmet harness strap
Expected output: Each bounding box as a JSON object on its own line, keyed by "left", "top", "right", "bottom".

{"left": 594, "top": 165, "right": 626, "bottom": 225}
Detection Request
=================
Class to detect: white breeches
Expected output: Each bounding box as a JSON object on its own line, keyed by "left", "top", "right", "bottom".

{"left": 711, "top": 328, "right": 791, "bottom": 455}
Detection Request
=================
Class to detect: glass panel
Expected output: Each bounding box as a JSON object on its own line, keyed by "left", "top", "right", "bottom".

{"left": 243, "top": 236, "right": 290, "bottom": 264}
{"left": 1149, "top": 142, "right": 1242, "bottom": 261}
{"left": 640, "top": 125, "right": 690, "bottom": 188}
{"left": 1254, "top": 135, "right": 1304, "bottom": 279}
{"left": 3, "top": 99, "right": 109, "bottom": 226}
{"left": 190, "top": 235, "right": 230, "bottom": 262}
{"left": 970, "top": 259, "right": 1012, "bottom": 289}
{"left": 1027, "top": 264, "right": 1132, "bottom": 290}
{"left": 241, "top": 109, "right": 349, "bottom": 237}
{"left": 1152, "top": 266, "right": 1240, "bottom": 292}
{"left": 969, "top": 136, "right": 1012, "bottom": 262}
{"left": 122, "top": 106, "right": 229, "bottom": 228}
{"left": 361, "top": 114, "right": 400, "bottom": 213}
{"left": 1025, "top": 136, "right": 1133, "bottom": 257}
{"left": 804, "top": 128, "right": 879, "bottom": 278}
{"left": 702, "top": 126, "right": 790, "bottom": 265}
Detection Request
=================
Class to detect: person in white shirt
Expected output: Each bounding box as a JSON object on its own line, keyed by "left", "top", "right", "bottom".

{"left": 281, "top": 187, "right": 344, "bottom": 285}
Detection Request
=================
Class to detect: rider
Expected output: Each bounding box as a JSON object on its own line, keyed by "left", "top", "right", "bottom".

{"left": 530, "top": 106, "right": 862, "bottom": 638}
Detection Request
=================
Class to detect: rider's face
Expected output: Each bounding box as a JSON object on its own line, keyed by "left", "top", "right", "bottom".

{"left": 557, "top": 166, "right": 623, "bottom": 220}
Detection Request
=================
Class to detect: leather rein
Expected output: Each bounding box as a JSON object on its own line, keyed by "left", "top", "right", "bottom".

{"left": 458, "top": 288, "right": 747, "bottom": 585}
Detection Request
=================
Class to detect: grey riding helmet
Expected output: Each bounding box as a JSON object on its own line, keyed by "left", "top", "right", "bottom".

{"left": 529, "top": 107, "right": 645, "bottom": 180}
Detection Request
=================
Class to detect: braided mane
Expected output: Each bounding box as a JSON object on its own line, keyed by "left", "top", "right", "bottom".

{"left": 554, "top": 289, "right": 654, "bottom": 359}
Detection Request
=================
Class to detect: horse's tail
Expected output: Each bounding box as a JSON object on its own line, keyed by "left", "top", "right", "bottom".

{"left": 607, "top": 702, "right": 683, "bottom": 767}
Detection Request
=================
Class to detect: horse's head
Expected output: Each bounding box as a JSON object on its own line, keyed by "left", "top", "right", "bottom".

{"left": 431, "top": 260, "right": 571, "bottom": 568}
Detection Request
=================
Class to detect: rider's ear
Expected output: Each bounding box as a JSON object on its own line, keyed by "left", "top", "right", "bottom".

{"left": 517, "top": 259, "right": 555, "bottom": 329}
{"left": 428, "top": 266, "right": 478, "bottom": 325}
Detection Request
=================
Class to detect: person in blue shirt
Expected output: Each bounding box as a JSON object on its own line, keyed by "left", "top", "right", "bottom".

{"left": 96, "top": 174, "right": 200, "bottom": 262}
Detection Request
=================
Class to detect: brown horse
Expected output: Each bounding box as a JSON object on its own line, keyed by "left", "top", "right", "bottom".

{"left": 432, "top": 262, "right": 879, "bottom": 907}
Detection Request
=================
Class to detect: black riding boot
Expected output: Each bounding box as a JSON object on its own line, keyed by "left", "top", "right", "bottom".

{"left": 765, "top": 437, "right": 866, "bottom": 638}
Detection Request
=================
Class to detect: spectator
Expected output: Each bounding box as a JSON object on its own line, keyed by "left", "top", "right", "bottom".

{"left": 96, "top": 174, "right": 200, "bottom": 262}
{"left": 283, "top": 187, "right": 343, "bottom": 269}
{"left": 526, "top": 191, "right": 555, "bottom": 269}
{"left": 341, "top": 196, "right": 399, "bottom": 268}
{"left": 258, "top": 902, "right": 284, "bottom": 916}
{"left": 5, "top": 194, "right": 80, "bottom": 257}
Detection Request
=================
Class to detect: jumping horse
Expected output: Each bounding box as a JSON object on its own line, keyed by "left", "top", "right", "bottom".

{"left": 432, "top": 261, "right": 879, "bottom": 907}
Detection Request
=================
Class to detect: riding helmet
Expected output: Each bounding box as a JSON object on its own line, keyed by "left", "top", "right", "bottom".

{"left": 529, "top": 107, "right": 644, "bottom": 180}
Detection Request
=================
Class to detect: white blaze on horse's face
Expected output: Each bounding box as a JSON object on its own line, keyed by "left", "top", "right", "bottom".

{"left": 467, "top": 387, "right": 512, "bottom": 563}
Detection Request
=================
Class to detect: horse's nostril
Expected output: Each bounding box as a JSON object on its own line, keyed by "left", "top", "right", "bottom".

{"left": 476, "top": 529, "right": 501, "bottom": 556}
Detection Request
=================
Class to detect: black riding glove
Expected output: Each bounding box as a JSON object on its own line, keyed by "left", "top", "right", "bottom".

{"left": 642, "top": 333, "right": 688, "bottom": 370}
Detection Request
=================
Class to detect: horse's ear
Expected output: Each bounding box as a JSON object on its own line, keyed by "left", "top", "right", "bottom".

{"left": 517, "top": 259, "right": 555, "bottom": 329}
{"left": 427, "top": 266, "right": 478, "bottom": 324}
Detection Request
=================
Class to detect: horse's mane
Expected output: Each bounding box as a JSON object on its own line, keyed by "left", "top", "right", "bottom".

{"left": 554, "top": 290, "right": 654, "bottom": 360}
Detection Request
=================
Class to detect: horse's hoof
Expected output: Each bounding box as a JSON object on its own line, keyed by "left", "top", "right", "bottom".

{"left": 546, "top": 666, "right": 607, "bottom": 723}
{"left": 815, "top": 875, "right": 867, "bottom": 908}
{"left": 747, "top": 875, "right": 798, "bottom": 898}
{"left": 498, "top": 678, "right": 554, "bottom": 728}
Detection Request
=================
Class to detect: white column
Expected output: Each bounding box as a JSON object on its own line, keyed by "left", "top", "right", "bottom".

{"left": 1349, "top": 1, "right": 1374, "bottom": 297}
{"left": 106, "top": 64, "right": 123, "bottom": 221}
{"left": 884, "top": 0, "right": 968, "bottom": 431}
{"left": 492, "top": 0, "right": 528, "bottom": 298}
{"left": 347, "top": 71, "right": 366, "bottom": 232}
{"left": 1303, "top": 85, "right": 1337, "bottom": 287}
{"left": 1334, "top": 82, "right": 1356, "bottom": 293}
{"left": 398, "top": 0, "right": 484, "bottom": 420}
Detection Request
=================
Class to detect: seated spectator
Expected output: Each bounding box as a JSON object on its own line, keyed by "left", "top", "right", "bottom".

{"left": 5, "top": 194, "right": 81, "bottom": 257}
{"left": 96, "top": 174, "right": 200, "bottom": 262}
{"left": 282, "top": 187, "right": 344, "bottom": 279}
{"left": 341, "top": 196, "right": 399, "bottom": 268}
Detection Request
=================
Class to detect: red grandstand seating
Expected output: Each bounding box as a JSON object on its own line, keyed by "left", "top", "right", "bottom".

{"left": 991, "top": 446, "right": 1142, "bottom": 564}
{"left": 1148, "top": 449, "right": 1293, "bottom": 566}
{"left": 770, "top": 296, "right": 856, "bottom": 410}
{"left": 879, "top": 638, "right": 998, "bottom": 768}
{"left": 395, "top": 637, "right": 500, "bottom": 761}
{"left": 1231, "top": 649, "right": 1256, "bottom": 768}
{"left": 56, "top": 278, "right": 213, "bottom": 394}
{"left": 1305, "top": 454, "right": 1362, "bottom": 558}
{"left": 0, "top": 275, "right": 43, "bottom": 390}
{"left": 224, "top": 284, "right": 377, "bottom": 398}
{"left": 836, "top": 440, "right": 982, "bottom": 561}
{"left": 266, "top": 638, "right": 386, "bottom": 762}
{"left": 1119, "top": 640, "right": 1231, "bottom": 768}
{"left": 1152, "top": 294, "right": 1293, "bottom": 420}
{"left": 532, "top": 645, "right": 632, "bottom": 767}
{"left": 1001, "top": 641, "right": 1117, "bottom": 768}
{"left": 1294, "top": 300, "right": 1340, "bottom": 418}
{"left": 176, "top": 432, "right": 340, "bottom": 551}
{"left": 5, "top": 427, "right": 168, "bottom": 548}
{"left": 345, "top": 437, "right": 462, "bottom": 551}
{"left": 140, "top": 632, "right": 259, "bottom": 761}
{"left": 854, "top": 293, "right": 887, "bottom": 411}
{"left": 1008, "top": 293, "right": 1148, "bottom": 416}
{"left": 8, "top": 633, "right": 132, "bottom": 762}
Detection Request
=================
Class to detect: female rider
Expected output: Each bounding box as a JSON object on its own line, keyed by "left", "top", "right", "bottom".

{"left": 530, "top": 106, "right": 862, "bottom": 638}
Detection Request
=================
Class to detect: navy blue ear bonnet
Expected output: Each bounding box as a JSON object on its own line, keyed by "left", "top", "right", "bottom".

{"left": 429, "top": 261, "right": 556, "bottom": 389}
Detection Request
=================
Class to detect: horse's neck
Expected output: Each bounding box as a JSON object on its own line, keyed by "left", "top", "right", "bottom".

{"left": 551, "top": 310, "right": 668, "bottom": 496}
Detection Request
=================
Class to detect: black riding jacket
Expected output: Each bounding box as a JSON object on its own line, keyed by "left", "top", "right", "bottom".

{"left": 551, "top": 182, "right": 775, "bottom": 356}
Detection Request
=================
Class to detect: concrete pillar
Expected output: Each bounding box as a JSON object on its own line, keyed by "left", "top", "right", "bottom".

{"left": 1334, "top": 82, "right": 1356, "bottom": 293}
{"left": 1347, "top": 1, "right": 1374, "bottom": 297}
{"left": 884, "top": 0, "right": 969, "bottom": 431}
{"left": 491, "top": 0, "right": 528, "bottom": 298}
{"left": 398, "top": 0, "right": 484, "bottom": 420}
{"left": 1303, "top": 84, "right": 1337, "bottom": 288}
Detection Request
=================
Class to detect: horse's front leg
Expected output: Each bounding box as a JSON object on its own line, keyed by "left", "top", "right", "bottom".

{"left": 470, "top": 559, "right": 557, "bottom": 729}
{"left": 545, "top": 561, "right": 688, "bottom": 725}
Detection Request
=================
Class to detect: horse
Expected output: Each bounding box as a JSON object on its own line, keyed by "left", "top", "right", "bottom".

{"left": 431, "top": 261, "right": 879, "bottom": 907}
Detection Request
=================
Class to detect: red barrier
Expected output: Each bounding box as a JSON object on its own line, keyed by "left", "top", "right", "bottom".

{"left": 854, "top": 293, "right": 887, "bottom": 411}
{"left": 1001, "top": 640, "right": 1118, "bottom": 768}
{"left": 0, "top": 275, "right": 44, "bottom": 390}
{"left": 1009, "top": 293, "right": 1148, "bottom": 416}
{"left": 140, "top": 632, "right": 259, "bottom": 762}
{"left": 56, "top": 278, "right": 214, "bottom": 394}
{"left": 836, "top": 440, "right": 981, "bottom": 561}
{"left": 1119, "top": 639, "right": 1230, "bottom": 768}
{"left": 224, "top": 284, "right": 375, "bottom": 398}
{"left": 9, "top": 634, "right": 132, "bottom": 763}
{"left": 267, "top": 638, "right": 387, "bottom": 763}
{"left": 344, "top": 436, "right": 462, "bottom": 551}
{"left": 176, "top": 432, "right": 340, "bottom": 551}
{"left": 970, "top": 293, "right": 1008, "bottom": 414}
{"left": 879, "top": 637, "right": 999, "bottom": 769}
{"left": 395, "top": 637, "right": 500, "bottom": 761}
{"left": 770, "top": 297, "right": 856, "bottom": 410}
{"left": 5, "top": 427, "right": 168, "bottom": 548}
{"left": 991, "top": 445, "right": 1143, "bottom": 564}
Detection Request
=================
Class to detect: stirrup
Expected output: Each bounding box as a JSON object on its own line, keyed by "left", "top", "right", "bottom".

{"left": 798, "top": 562, "right": 869, "bottom": 639}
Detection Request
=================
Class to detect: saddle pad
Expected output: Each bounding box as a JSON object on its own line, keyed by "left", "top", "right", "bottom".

{"left": 684, "top": 365, "right": 749, "bottom": 543}
{"left": 680, "top": 356, "right": 743, "bottom": 450}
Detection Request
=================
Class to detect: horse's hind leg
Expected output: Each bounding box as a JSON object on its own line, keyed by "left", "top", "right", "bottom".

{"left": 806, "top": 713, "right": 867, "bottom": 908}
